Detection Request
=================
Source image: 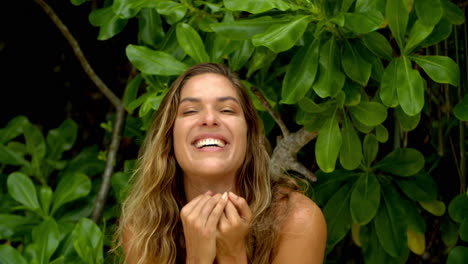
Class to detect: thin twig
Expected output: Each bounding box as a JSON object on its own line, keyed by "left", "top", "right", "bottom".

{"left": 251, "top": 86, "right": 290, "bottom": 136}
{"left": 33, "top": 0, "right": 125, "bottom": 223}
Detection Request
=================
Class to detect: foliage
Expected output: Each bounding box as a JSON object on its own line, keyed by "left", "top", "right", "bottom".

{"left": 1, "top": 0, "right": 466, "bottom": 263}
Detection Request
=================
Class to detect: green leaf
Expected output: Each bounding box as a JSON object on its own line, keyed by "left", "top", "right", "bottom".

{"left": 39, "top": 186, "right": 53, "bottom": 216}
{"left": 7, "top": 172, "right": 40, "bottom": 211}
{"left": 123, "top": 74, "right": 143, "bottom": 113}
{"left": 281, "top": 39, "right": 320, "bottom": 104}
{"left": 363, "top": 133, "right": 379, "bottom": 166}
{"left": 73, "top": 218, "right": 104, "bottom": 264}
{"left": 323, "top": 183, "right": 353, "bottom": 253}
{"left": 400, "top": 198, "right": 426, "bottom": 233}
{"left": 395, "top": 106, "right": 421, "bottom": 131}
{"left": 0, "top": 144, "right": 28, "bottom": 166}
{"left": 448, "top": 193, "right": 468, "bottom": 223}
{"left": 355, "top": 0, "right": 386, "bottom": 13}
{"left": 375, "top": 185, "right": 408, "bottom": 257}
{"left": 349, "top": 101, "right": 388, "bottom": 127}
{"left": 396, "top": 56, "right": 425, "bottom": 116}
{"left": 246, "top": 47, "right": 276, "bottom": 78}
{"left": 88, "top": 7, "right": 128, "bottom": 41}
{"left": 343, "top": 82, "right": 362, "bottom": 106}
{"left": 385, "top": 0, "right": 409, "bottom": 50}
{"left": 32, "top": 219, "right": 60, "bottom": 264}
{"left": 344, "top": 10, "right": 384, "bottom": 34}
{"left": 415, "top": 0, "right": 443, "bottom": 26}
{"left": 316, "top": 113, "right": 342, "bottom": 173}
{"left": 442, "top": 216, "right": 459, "bottom": 248}
{"left": 138, "top": 8, "right": 165, "bottom": 48}
{"left": 375, "top": 124, "right": 389, "bottom": 143}
{"left": 228, "top": 40, "right": 255, "bottom": 71}
{"left": 421, "top": 18, "right": 453, "bottom": 47}
{"left": 223, "top": 0, "right": 290, "bottom": 13}
{"left": 176, "top": 23, "right": 210, "bottom": 63}
{"left": 0, "top": 115, "right": 29, "bottom": 144}
{"left": 396, "top": 171, "right": 438, "bottom": 201}
{"left": 419, "top": 200, "right": 446, "bottom": 216}
{"left": 375, "top": 148, "right": 425, "bottom": 176}
{"left": 56, "top": 119, "right": 78, "bottom": 151}
{"left": 403, "top": 20, "right": 434, "bottom": 54}
{"left": 441, "top": 0, "right": 465, "bottom": 25}
{"left": 313, "top": 36, "right": 346, "bottom": 98}
{"left": 342, "top": 40, "right": 372, "bottom": 86}
{"left": 24, "top": 123, "right": 46, "bottom": 160}
{"left": 380, "top": 59, "right": 399, "bottom": 107}
{"left": 454, "top": 96, "right": 468, "bottom": 121}
{"left": 410, "top": 55, "right": 460, "bottom": 86}
{"left": 52, "top": 173, "right": 91, "bottom": 215}
{"left": 340, "top": 113, "right": 362, "bottom": 170}
{"left": 71, "top": 0, "right": 87, "bottom": 6}
{"left": 0, "top": 245, "right": 28, "bottom": 264}
{"left": 252, "top": 15, "right": 311, "bottom": 53}
{"left": 460, "top": 219, "right": 468, "bottom": 242}
{"left": 126, "top": 44, "right": 188, "bottom": 76}
{"left": 211, "top": 16, "right": 286, "bottom": 40}
{"left": 447, "top": 246, "right": 468, "bottom": 264}
{"left": 350, "top": 173, "right": 381, "bottom": 225}
{"left": 0, "top": 214, "right": 35, "bottom": 239}
{"left": 314, "top": 170, "right": 358, "bottom": 206}
{"left": 155, "top": 1, "right": 187, "bottom": 24}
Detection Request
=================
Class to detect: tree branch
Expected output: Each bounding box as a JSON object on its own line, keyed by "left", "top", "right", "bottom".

{"left": 33, "top": 0, "right": 125, "bottom": 222}
{"left": 250, "top": 87, "right": 318, "bottom": 181}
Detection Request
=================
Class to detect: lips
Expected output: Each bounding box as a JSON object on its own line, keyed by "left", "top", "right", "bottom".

{"left": 192, "top": 135, "right": 228, "bottom": 149}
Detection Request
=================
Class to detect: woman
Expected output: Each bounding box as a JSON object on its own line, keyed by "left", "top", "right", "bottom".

{"left": 116, "top": 63, "right": 327, "bottom": 263}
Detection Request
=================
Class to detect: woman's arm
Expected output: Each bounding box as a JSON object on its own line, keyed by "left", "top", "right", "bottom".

{"left": 272, "top": 192, "right": 327, "bottom": 264}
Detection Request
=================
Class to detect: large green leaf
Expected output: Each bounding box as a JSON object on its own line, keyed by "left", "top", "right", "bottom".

{"left": 252, "top": 15, "right": 311, "bottom": 53}
{"left": 400, "top": 198, "right": 426, "bottom": 233}
{"left": 363, "top": 134, "right": 379, "bottom": 166}
{"left": 314, "top": 170, "right": 358, "bottom": 206}
{"left": 112, "top": 0, "right": 158, "bottom": 18}
{"left": 0, "top": 245, "right": 28, "bottom": 264}
{"left": 7, "top": 172, "right": 40, "bottom": 212}
{"left": 375, "top": 185, "right": 408, "bottom": 257}
{"left": 223, "top": 0, "right": 290, "bottom": 14}
{"left": 155, "top": 1, "right": 187, "bottom": 25}
{"left": 211, "top": 16, "right": 288, "bottom": 40}
{"left": 454, "top": 95, "right": 468, "bottom": 121}
{"left": 419, "top": 200, "right": 446, "bottom": 216}
{"left": 360, "top": 32, "right": 393, "bottom": 61}
{"left": 313, "top": 37, "right": 346, "bottom": 98}
{"left": 349, "top": 101, "right": 387, "bottom": 127}
{"left": 126, "top": 44, "right": 188, "bottom": 76}
{"left": 316, "top": 113, "right": 342, "bottom": 173}
{"left": 460, "top": 219, "right": 468, "bottom": 242}
{"left": 410, "top": 55, "right": 460, "bottom": 86}
{"left": 396, "top": 56, "right": 425, "bottom": 116}
{"left": 448, "top": 193, "right": 468, "bottom": 223}
{"left": 350, "top": 173, "right": 381, "bottom": 225}
{"left": 0, "top": 116, "right": 28, "bottom": 144}
{"left": 246, "top": 47, "right": 277, "bottom": 78}
{"left": 395, "top": 106, "right": 421, "bottom": 131}
{"left": 361, "top": 224, "right": 409, "bottom": 264}
{"left": 0, "top": 144, "right": 28, "bottom": 166}
{"left": 380, "top": 59, "right": 399, "bottom": 107}
{"left": 228, "top": 40, "right": 255, "bottom": 71}
{"left": 385, "top": 0, "right": 409, "bottom": 50}
{"left": 421, "top": 18, "right": 453, "bottom": 48}
{"left": 73, "top": 218, "right": 104, "bottom": 264}
{"left": 344, "top": 10, "right": 384, "bottom": 34}
{"left": 32, "top": 218, "right": 60, "bottom": 264}
{"left": 403, "top": 20, "right": 434, "bottom": 55}
{"left": 415, "top": 0, "right": 443, "bottom": 26}
{"left": 138, "top": 8, "right": 165, "bottom": 48}
{"left": 375, "top": 148, "right": 425, "bottom": 176}
{"left": 39, "top": 186, "right": 53, "bottom": 217}
{"left": 441, "top": 0, "right": 465, "bottom": 25}
{"left": 323, "top": 183, "right": 353, "bottom": 253}
{"left": 176, "top": 23, "right": 210, "bottom": 64}
{"left": 52, "top": 173, "right": 91, "bottom": 215}
{"left": 342, "top": 40, "right": 372, "bottom": 86}
{"left": 88, "top": 7, "right": 128, "bottom": 41}
{"left": 0, "top": 214, "right": 35, "bottom": 239}
{"left": 281, "top": 39, "right": 320, "bottom": 104}
{"left": 447, "top": 246, "right": 468, "bottom": 264}
{"left": 123, "top": 74, "right": 143, "bottom": 113}
{"left": 396, "top": 171, "right": 438, "bottom": 202}
{"left": 339, "top": 113, "right": 362, "bottom": 170}
{"left": 355, "top": 0, "right": 386, "bottom": 13}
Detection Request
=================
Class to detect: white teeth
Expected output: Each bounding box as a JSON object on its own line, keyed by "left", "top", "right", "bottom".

{"left": 194, "top": 138, "right": 225, "bottom": 148}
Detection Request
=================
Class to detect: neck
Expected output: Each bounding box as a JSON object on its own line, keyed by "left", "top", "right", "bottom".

{"left": 183, "top": 173, "right": 237, "bottom": 201}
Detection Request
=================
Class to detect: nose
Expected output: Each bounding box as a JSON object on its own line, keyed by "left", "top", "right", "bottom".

{"left": 200, "top": 108, "right": 219, "bottom": 127}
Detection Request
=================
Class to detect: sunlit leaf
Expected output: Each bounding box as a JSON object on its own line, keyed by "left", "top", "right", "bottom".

{"left": 224, "top": 0, "right": 290, "bottom": 13}
{"left": 7, "top": 172, "right": 40, "bottom": 212}
{"left": 349, "top": 101, "right": 387, "bottom": 127}
{"left": 386, "top": 0, "right": 409, "bottom": 50}
{"left": 176, "top": 23, "right": 210, "bottom": 63}
{"left": 396, "top": 56, "right": 425, "bottom": 116}
{"left": 415, "top": 0, "right": 443, "bottom": 26}
{"left": 410, "top": 55, "right": 460, "bottom": 86}
{"left": 126, "top": 44, "right": 188, "bottom": 76}
{"left": 313, "top": 37, "right": 346, "bottom": 98}
{"left": 342, "top": 40, "right": 372, "bottom": 86}
{"left": 316, "top": 113, "right": 342, "bottom": 173}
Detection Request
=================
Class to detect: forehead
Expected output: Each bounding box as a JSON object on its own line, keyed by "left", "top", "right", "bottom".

{"left": 180, "top": 73, "right": 239, "bottom": 99}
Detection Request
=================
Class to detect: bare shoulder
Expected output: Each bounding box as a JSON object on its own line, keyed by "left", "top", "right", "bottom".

{"left": 272, "top": 191, "right": 327, "bottom": 264}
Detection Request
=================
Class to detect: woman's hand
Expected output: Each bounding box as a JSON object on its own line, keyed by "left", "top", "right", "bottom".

{"left": 180, "top": 192, "right": 228, "bottom": 264}
{"left": 216, "top": 192, "right": 252, "bottom": 263}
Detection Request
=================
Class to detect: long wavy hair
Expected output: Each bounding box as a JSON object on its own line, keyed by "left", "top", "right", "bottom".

{"left": 115, "top": 63, "right": 299, "bottom": 263}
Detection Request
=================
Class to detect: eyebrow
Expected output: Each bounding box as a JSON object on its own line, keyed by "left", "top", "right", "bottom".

{"left": 179, "top": 96, "right": 240, "bottom": 104}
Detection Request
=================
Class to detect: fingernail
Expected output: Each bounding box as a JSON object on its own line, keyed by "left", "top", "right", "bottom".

{"left": 222, "top": 192, "right": 228, "bottom": 200}
{"left": 229, "top": 192, "right": 238, "bottom": 200}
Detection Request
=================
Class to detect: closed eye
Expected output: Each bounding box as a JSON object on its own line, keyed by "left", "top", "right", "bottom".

{"left": 183, "top": 110, "right": 197, "bottom": 115}
{"left": 221, "top": 109, "right": 235, "bottom": 113}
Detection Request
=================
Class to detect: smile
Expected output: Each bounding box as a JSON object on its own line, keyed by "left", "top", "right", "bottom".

{"left": 193, "top": 138, "right": 226, "bottom": 149}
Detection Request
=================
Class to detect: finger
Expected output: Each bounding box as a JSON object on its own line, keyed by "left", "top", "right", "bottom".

{"left": 217, "top": 212, "right": 229, "bottom": 232}
{"left": 180, "top": 193, "right": 208, "bottom": 217}
{"left": 199, "top": 194, "right": 223, "bottom": 222}
{"left": 224, "top": 200, "right": 239, "bottom": 223}
{"left": 206, "top": 192, "right": 228, "bottom": 228}
{"left": 228, "top": 192, "right": 252, "bottom": 221}
{"left": 187, "top": 194, "right": 213, "bottom": 219}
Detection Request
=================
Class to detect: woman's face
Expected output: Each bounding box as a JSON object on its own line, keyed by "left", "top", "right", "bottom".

{"left": 173, "top": 73, "right": 248, "bottom": 179}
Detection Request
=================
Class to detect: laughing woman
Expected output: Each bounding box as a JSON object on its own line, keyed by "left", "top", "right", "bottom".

{"left": 115, "top": 63, "right": 327, "bottom": 264}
